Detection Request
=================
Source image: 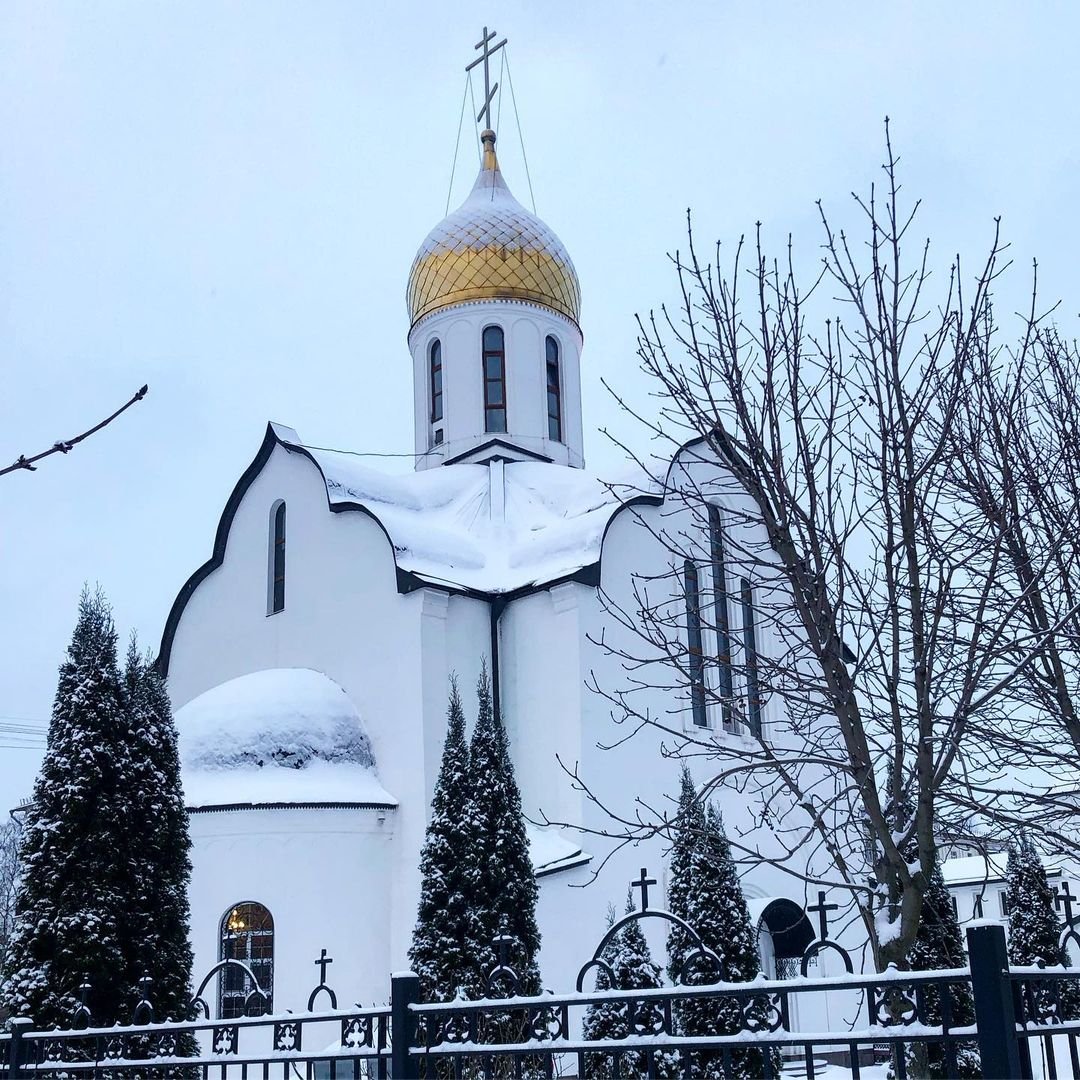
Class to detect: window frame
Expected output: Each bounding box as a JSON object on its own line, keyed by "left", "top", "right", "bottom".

{"left": 683, "top": 559, "right": 709, "bottom": 729}
{"left": 429, "top": 338, "right": 443, "bottom": 424}
{"left": 740, "top": 576, "right": 762, "bottom": 737}
{"left": 545, "top": 335, "right": 562, "bottom": 442}
{"left": 268, "top": 501, "right": 286, "bottom": 615}
{"left": 482, "top": 325, "right": 507, "bottom": 434}
{"left": 707, "top": 505, "right": 736, "bottom": 733}
{"left": 218, "top": 901, "right": 274, "bottom": 1019}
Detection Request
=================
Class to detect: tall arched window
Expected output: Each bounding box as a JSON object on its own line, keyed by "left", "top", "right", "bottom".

{"left": 683, "top": 559, "right": 708, "bottom": 728}
{"left": 268, "top": 501, "right": 286, "bottom": 614}
{"left": 429, "top": 339, "right": 443, "bottom": 423}
{"left": 219, "top": 902, "right": 274, "bottom": 1018}
{"left": 545, "top": 335, "right": 562, "bottom": 442}
{"left": 482, "top": 326, "right": 506, "bottom": 433}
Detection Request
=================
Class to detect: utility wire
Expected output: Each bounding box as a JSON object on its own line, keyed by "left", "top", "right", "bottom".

{"left": 504, "top": 53, "right": 536, "bottom": 214}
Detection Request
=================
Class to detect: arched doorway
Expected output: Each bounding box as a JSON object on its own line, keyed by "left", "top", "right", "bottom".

{"left": 753, "top": 897, "right": 815, "bottom": 978}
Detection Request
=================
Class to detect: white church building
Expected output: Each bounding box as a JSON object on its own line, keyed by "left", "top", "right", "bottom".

{"left": 158, "top": 53, "right": 832, "bottom": 1017}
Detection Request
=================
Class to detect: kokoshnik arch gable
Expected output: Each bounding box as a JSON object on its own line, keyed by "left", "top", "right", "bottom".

{"left": 157, "top": 28, "right": 835, "bottom": 1018}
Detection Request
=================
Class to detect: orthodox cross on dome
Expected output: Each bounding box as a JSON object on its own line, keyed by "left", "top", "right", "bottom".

{"left": 466, "top": 25, "right": 507, "bottom": 130}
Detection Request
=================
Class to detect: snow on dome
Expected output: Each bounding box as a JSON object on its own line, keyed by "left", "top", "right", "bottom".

{"left": 406, "top": 130, "right": 580, "bottom": 328}
{"left": 175, "top": 668, "right": 395, "bottom": 809}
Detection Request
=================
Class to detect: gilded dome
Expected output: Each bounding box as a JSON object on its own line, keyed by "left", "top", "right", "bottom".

{"left": 407, "top": 130, "right": 580, "bottom": 328}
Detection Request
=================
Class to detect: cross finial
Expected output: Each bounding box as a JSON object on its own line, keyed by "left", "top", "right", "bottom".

{"left": 632, "top": 867, "right": 658, "bottom": 911}
{"left": 465, "top": 26, "right": 507, "bottom": 131}
{"left": 807, "top": 890, "right": 839, "bottom": 940}
{"left": 493, "top": 913, "right": 515, "bottom": 966}
{"left": 314, "top": 948, "right": 333, "bottom": 984}
{"left": 1056, "top": 882, "right": 1077, "bottom": 926}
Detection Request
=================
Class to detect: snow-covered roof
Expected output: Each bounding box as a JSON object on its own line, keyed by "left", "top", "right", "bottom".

{"left": 941, "top": 853, "right": 1062, "bottom": 887}
{"left": 279, "top": 426, "right": 651, "bottom": 594}
{"left": 527, "top": 825, "right": 590, "bottom": 877}
{"left": 175, "top": 668, "right": 396, "bottom": 811}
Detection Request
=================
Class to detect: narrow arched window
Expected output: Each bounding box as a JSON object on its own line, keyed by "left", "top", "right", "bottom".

{"left": 684, "top": 560, "right": 708, "bottom": 728}
{"left": 482, "top": 325, "right": 506, "bottom": 433}
{"left": 219, "top": 902, "right": 273, "bottom": 1018}
{"left": 268, "top": 501, "right": 286, "bottom": 614}
{"left": 546, "top": 336, "right": 562, "bottom": 442}
{"left": 741, "top": 576, "right": 762, "bottom": 737}
{"left": 708, "top": 505, "right": 735, "bottom": 732}
{"left": 429, "top": 339, "right": 443, "bottom": 423}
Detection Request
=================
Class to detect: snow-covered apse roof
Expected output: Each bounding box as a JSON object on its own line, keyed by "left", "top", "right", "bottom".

{"left": 278, "top": 426, "right": 647, "bottom": 594}
{"left": 175, "top": 668, "right": 396, "bottom": 810}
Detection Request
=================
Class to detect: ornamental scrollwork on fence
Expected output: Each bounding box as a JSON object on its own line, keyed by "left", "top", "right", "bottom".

{"left": 189, "top": 957, "right": 269, "bottom": 1020}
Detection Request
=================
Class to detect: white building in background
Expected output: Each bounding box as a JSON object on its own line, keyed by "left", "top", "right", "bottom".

{"left": 158, "top": 62, "right": 844, "bottom": 1018}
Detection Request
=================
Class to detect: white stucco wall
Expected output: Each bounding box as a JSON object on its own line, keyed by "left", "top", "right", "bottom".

{"left": 188, "top": 807, "right": 396, "bottom": 1011}
{"left": 408, "top": 300, "right": 584, "bottom": 469}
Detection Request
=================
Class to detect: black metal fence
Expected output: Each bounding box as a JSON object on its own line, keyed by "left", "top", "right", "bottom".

{"left": 4, "top": 900, "right": 1080, "bottom": 1078}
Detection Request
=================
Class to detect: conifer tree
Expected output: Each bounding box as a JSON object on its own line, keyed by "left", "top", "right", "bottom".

{"left": 1, "top": 589, "right": 136, "bottom": 1028}
{"left": 582, "top": 896, "right": 679, "bottom": 1079}
{"left": 1006, "top": 835, "right": 1077, "bottom": 1019}
{"left": 465, "top": 665, "right": 541, "bottom": 998}
{"left": 122, "top": 644, "right": 196, "bottom": 1025}
{"left": 905, "top": 856, "right": 980, "bottom": 1077}
{"left": 666, "top": 768, "right": 775, "bottom": 1079}
{"left": 410, "top": 678, "right": 477, "bottom": 1002}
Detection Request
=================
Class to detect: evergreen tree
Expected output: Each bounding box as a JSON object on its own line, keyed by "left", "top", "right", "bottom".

{"left": 1006, "top": 835, "right": 1077, "bottom": 1019}
{"left": 905, "top": 856, "right": 979, "bottom": 1077}
{"left": 410, "top": 678, "right": 477, "bottom": 1002}
{"left": 122, "top": 644, "right": 196, "bottom": 1026}
{"left": 1, "top": 589, "right": 136, "bottom": 1028}
{"left": 465, "top": 665, "right": 540, "bottom": 998}
{"left": 582, "top": 896, "right": 679, "bottom": 1078}
{"left": 666, "top": 768, "right": 776, "bottom": 1079}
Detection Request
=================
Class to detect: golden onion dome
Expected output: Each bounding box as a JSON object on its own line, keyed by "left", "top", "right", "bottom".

{"left": 407, "top": 130, "right": 581, "bottom": 328}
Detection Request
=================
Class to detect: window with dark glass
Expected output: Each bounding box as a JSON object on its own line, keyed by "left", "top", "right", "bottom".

{"left": 270, "top": 502, "right": 286, "bottom": 614}
{"left": 219, "top": 902, "right": 273, "bottom": 1018}
{"left": 546, "top": 335, "right": 562, "bottom": 442}
{"left": 429, "top": 339, "right": 443, "bottom": 423}
{"left": 482, "top": 326, "right": 506, "bottom": 433}
{"left": 741, "top": 576, "right": 762, "bottom": 737}
{"left": 708, "top": 506, "right": 735, "bottom": 732}
{"left": 684, "top": 560, "right": 708, "bottom": 728}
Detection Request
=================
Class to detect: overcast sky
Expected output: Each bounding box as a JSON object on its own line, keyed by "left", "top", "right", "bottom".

{"left": 2, "top": 1, "right": 1078, "bottom": 807}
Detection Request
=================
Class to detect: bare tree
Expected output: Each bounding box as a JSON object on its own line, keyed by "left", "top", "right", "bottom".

{"left": 564, "top": 124, "right": 1080, "bottom": 971}
{"left": 0, "top": 816, "right": 21, "bottom": 971}
{"left": 0, "top": 385, "right": 148, "bottom": 479}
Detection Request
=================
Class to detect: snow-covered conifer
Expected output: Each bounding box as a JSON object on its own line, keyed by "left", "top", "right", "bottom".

{"left": 1006, "top": 835, "right": 1077, "bottom": 1019}
{"left": 582, "top": 895, "right": 679, "bottom": 1078}
{"left": 1, "top": 589, "right": 135, "bottom": 1027}
{"left": 905, "top": 856, "right": 979, "bottom": 1077}
{"left": 410, "top": 678, "right": 477, "bottom": 1002}
{"left": 121, "top": 644, "right": 196, "bottom": 1026}
{"left": 666, "top": 769, "right": 775, "bottom": 1079}
{"left": 466, "top": 665, "right": 540, "bottom": 997}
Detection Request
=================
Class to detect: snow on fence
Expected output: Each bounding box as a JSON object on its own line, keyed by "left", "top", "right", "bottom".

{"left": 2, "top": 912, "right": 1080, "bottom": 1078}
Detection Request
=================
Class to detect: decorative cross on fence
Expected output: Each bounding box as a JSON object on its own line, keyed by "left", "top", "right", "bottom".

{"left": 632, "top": 867, "right": 658, "bottom": 911}
{"left": 465, "top": 25, "right": 507, "bottom": 128}
{"left": 1055, "top": 881, "right": 1077, "bottom": 927}
{"left": 307, "top": 948, "right": 338, "bottom": 1011}
{"left": 808, "top": 890, "right": 839, "bottom": 940}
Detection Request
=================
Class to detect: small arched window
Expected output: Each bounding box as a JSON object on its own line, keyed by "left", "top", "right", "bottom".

{"left": 268, "top": 501, "right": 286, "bottom": 614}
{"left": 429, "top": 339, "right": 443, "bottom": 423}
{"left": 482, "top": 326, "right": 506, "bottom": 433}
{"left": 545, "top": 335, "right": 562, "bottom": 442}
{"left": 219, "top": 902, "right": 274, "bottom": 1018}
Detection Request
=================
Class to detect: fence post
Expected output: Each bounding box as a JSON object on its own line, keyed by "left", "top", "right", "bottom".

{"left": 7, "top": 1018, "right": 32, "bottom": 1080}
{"left": 390, "top": 971, "right": 420, "bottom": 1080}
{"left": 967, "top": 923, "right": 1021, "bottom": 1078}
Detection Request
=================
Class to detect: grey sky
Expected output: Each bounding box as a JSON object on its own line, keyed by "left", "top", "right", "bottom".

{"left": 2, "top": 1, "right": 1078, "bottom": 805}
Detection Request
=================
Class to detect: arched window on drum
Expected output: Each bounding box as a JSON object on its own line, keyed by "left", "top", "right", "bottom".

{"left": 219, "top": 902, "right": 274, "bottom": 1018}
